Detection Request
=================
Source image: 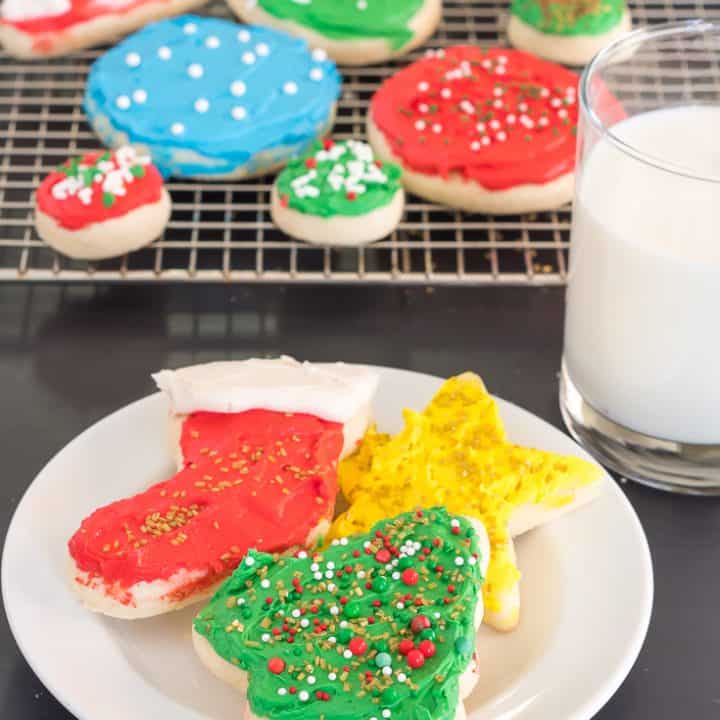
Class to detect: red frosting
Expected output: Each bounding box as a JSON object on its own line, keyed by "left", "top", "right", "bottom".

{"left": 68, "top": 410, "right": 343, "bottom": 603}
{"left": 371, "top": 47, "right": 579, "bottom": 191}
{"left": 1, "top": 1, "right": 157, "bottom": 36}
{"left": 36, "top": 148, "right": 164, "bottom": 231}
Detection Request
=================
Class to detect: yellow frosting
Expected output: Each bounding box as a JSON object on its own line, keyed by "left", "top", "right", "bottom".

{"left": 329, "top": 373, "right": 603, "bottom": 618}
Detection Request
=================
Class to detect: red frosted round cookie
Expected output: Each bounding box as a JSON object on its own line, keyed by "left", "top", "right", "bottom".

{"left": 369, "top": 47, "right": 580, "bottom": 213}
{"left": 35, "top": 146, "right": 171, "bottom": 260}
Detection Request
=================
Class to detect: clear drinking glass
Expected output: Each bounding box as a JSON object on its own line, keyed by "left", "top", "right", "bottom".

{"left": 560, "top": 20, "right": 720, "bottom": 493}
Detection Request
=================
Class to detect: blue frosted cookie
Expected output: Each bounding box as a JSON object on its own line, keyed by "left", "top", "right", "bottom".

{"left": 84, "top": 15, "right": 341, "bottom": 179}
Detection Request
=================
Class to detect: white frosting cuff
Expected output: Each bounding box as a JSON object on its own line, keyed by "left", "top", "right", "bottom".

{"left": 153, "top": 356, "right": 379, "bottom": 423}
{"left": 1, "top": 0, "right": 71, "bottom": 21}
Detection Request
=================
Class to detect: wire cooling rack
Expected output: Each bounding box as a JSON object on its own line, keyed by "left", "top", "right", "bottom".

{"left": 0, "top": 0, "right": 718, "bottom": 284}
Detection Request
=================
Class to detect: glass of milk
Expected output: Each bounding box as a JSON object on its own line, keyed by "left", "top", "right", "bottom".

{"left": 560, "top": 20, "right": 720, "bottom": 493}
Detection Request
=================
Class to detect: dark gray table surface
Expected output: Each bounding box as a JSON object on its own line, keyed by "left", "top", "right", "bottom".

{"left": 1, "top": 283, "right": 718, "bottom": 720}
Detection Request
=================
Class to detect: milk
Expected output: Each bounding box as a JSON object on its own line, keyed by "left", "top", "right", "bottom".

{"left": 564, "top": 106, "right": 720, "bottom": 445}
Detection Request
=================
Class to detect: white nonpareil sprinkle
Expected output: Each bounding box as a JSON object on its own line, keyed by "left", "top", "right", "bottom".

{"left": 343, "top": 649, "right": 353, "bottom": 659}
{"left": 490, "top": 119, "right": 500, "bottom": 130}
{"left": 325, "top": 570, "right": 333, "bottom": 579}
{"left": 392, "top": 572, "right": 400, "bottom": 580}
{"left": 395, "top": 602, "right": 404, "bottom": 609}
{"left": 237, "top": 597, "right": 245, "bottom": 606}
{"left": 205, "top": 35, "right": 221, "bottom": 49}
{"left": 471, "top": 141, "right": 480, "bottom": 151}
{"left": 507, "top": 114, "right": 516, "bottom": 125}
{"left": 382, "top": 666, "right": 392, "bottom": 676}
{"left": 357, "top": 0, "right": 367, "bottom": 8}
{"left": 260, "top": 579, "right": 271, "bottom": 588}
{"left": 328, "top": 672, "right": 337, "bottom": 680}
{"left": 291, "top": 609, "right": 301, "bottom": 618}
{"left": 284, "top": 81, "right": 299, "bottom": 95}
{"left": 132, "top": 89, "right": 147, "bottom": 104}
{"left": 538, "top": 116, "right": 549, "bottom": 127}
{"left": 307, "top": 675, "right": 316, "bottom": 685}
{"left": 469, "top": 555, "right": 478, "bottom": 565}
{"left": 116, "top": 95, "right": 131, "bottom": 110}
{"left": 299, "top": 691, "right": 309, "bottom": 702}
{"left": 310, "top": 563, "right": 319, "bottom": 572}
{"left": 230, "top": 80, "right": 247, "bottom": 97}
{"left": 327, "top": 582, "right": 336, "bottom": 592}
{"left": 256, "top": 42, "right": 270, "bottom": 56}
{"left": 277, "top": 688, "right": 287, "bottom": 696}
{"left": 245, "top": 556, "right": 255, "bottom": 566}
{"left": 300, "top": 618, "right": 310, "bottom": 628}
{"left": 188, "top": 63, "right": 203, "bottom": 79}
{"left": 497, "top": 131, "right": 507, "bottom": 142}
{"left": 340, "top": 537, "right": 348, "bottom": 546}
{"left": 558, "top": 108, "right": 568, "bottom": 118}
{"left": 297, "top": 551, "right": 308, "bottom": 559}
{"left": 357, "top": 570, "right": 366, "bottom": 579}
{"left": 382, "top": 711, "right": 392, "bottom": 719}
{"left": 310, "top": 67, "right": 324, "bottom": 81}
{"left": 314, "top": 572, "right": 322, "bottom": 580}
{"left": 183, "top": 22, "right": 197, "bottom": 34}
{"left": 432, "top": 123, "right": 442, "bottom": 134}
{"left": 330, "top": 606, "right": 340, "bottom": 615}
{"left": 194, "top": 98, "right": 209, "bottom": 113}
{"left": 397, "top": 673, "right": 407, "bottom": 683}
{"left": 340, "top": 621, "right": 348, "bottom": 628}
{"left": 440, "top": 88, "right": 451, "bottom": 98}
{"left": 326, "top": 561, "right": 335, "bottom": 570}
{"left": 238, "top": 29, "right": 251, "bottom": 42}
{"left": 417, "top": 80, "right": 429, "bottom": 92}
{"left": 455, "top": 556, "right": 465, "bottom": 566}
{"left": 312, "top": 48, "right": 328, "bottom": 62}
{"left": 158, "top": 46, "right": 172, "bottom": 60}
{"left": 125, "top": 52, "right": 141, "bottom": 67}
{"left": 261, "top": 633, "right": 270, "bottom": 642}
{"left": 331, "top": 539, "right": 339, "bottom": 546}
{"left": 232, "top": 106, "right": 247, "bottom": 120}
{"left": 242, "top": 51, "right": 256, "bottom": 64}
{"left": 415, "top": 120, "right": 426, "bottom": 131}
{"left": 328, "top": 636, "right": 337, "bottom": 644}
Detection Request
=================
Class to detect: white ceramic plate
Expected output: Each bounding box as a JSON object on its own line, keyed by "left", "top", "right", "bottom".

{"left": 2, "top": 366, "right": 653, "bottom": 720}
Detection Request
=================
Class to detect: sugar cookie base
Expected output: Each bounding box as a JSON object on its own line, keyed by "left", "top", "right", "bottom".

{"left": 270, "top": 185, "right": 405, "bottom": 247}
{"left": 86, "top": 105, "right": 336, "bottom": 181}
{"left": 69, "top": 519, "right": 330, "bottom": 619}
{"left": 367, "top": 115, "right": 574, "bottom": 215}
{"left": 227, "top": 0, "right": 442, "bottom": 65}
{"left": 507, "top": 10, "right": 632, "bottom": 66}
{"left": 0, "top": 0, "right": 208, "bottom": 59}
{"left": 35, "top": 189, "right": 171, "bottom": 260}
{"left": 192, "top": 515, "right": 488, "bottom": 717}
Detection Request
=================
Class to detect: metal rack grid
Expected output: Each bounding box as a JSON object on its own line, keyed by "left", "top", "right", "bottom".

{"left": 0, "top": 0, "right": 718, "bottom": 284}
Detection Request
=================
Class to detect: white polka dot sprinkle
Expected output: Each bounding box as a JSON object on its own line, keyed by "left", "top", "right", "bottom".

{"left": 194, "top": 98, "right": 209, "bottom": 113}
{"left": 125, "top": 52, "right": 141, "bottom": 68}
{"left": 242, "top": 51, "right": 256, "bottom": 65}
{"left": 231, "top": 106, "right": 247, "bottom": 120}
{"left": 205, "top": 35, "right": 221, "bottom": 49}
{"left": 157, "top": 46, "right": 172, "bottom": 60}
{"left": 283, "top": 81, "right": 298, "bottom": 95}
{"left": 256, "top": 42, "right": 270, "bottom": 56}
{"left": 132, "top": 89, "right": 147, "bottom": 104}
{"left": 238, "top": 29, "right": 251, "bottom": 43}
{"left": 116, "top": 95, "right": 131, "bottom": 110}
{"left": 299, "top": 691, "right": 309, "bottom": 702}
{"left": 312, "top": 48, "right": 328, "bottom": 62}
{"left": 183, "top": 22, "right": 197, "bottom": 35}
{"left": 310, "top": 67, "right": 324, "bottom": 81}
{"left": 188, "top": 63, "right": 204, "bottom": 79}
{"left": 170, "top": 122, "right": 185, "bottom": 135}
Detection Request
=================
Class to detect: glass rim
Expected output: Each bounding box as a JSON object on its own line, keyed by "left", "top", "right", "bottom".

{"left": 580, "top": 18, "right": 720, "bottom": 184}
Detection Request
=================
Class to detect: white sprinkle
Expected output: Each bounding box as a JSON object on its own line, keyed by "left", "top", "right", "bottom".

{"left": 506, "top": 114, "right": 516, "bottom": 125}
{"left": 558, "top": 108, "right": 568, "bottom": 118}
{"left": 291, "top": 609, "right": 301, "bottom": 618}
{"left": 417, "top": 81, "right": 430, "bottom": 92}
{"left": 125, "top": 52, "right": 141, "bottom": 68}
{"left": 471, "top": 141, "right": 481, "bottom": 151}
{"left": 171, "top": 122, "right": 184, "bottom": 135}
{"left": 300, "top": 618, "right": 310, "bottom": 628}
{"left": 277, "top": 688, "right": 287, "bottom": 696}
{"left": 415, "top": 120, "right": 426, "bottom": 131}
{"left": 157, "top": 46, "right": 171, "bottom": 60}
{"left": 498, "top": 55, "right": 508, "bottom": 64}
{"left": 330, "top": 606, "right": 340, "bottom": 616}
{"left": 311, "top": 563, "right": 319, "bottom": 572}
{"left": 188, "top": 63, "right": 203, "bottom": 79}
{"left": 433, "top": 612, "right": 441, "bottom": 619}
{"left": 312, "top": 48, "right": 328, "bottom": 62}
{"left": 518, "top": 102, "right": 529, "bottom": 112}
{"left": 382, "top": 711, "right": 392, "bottom": 719}
{"left": 490, "top": 119, "right": 500, "bottom": 130}
{"left": 538, "top": 116, "right": 549, "bottom": 127}
{"left": 132, "top": 89, "right": 147, "bottom": 104}
{"left": 357, "top": 0, "right": 367, "bottom": 8}
{"left": 493, "top": 87, "right": 504, "bottom": 97}
{"left": 440, "top": 88, "right": 451, "bottom": 99}
{"left": 242, "top": 51, "right": 256, "bottom": 64}
{"left": 419, "top": 103, "right": 429, "bottom": 113}
{"left": 325, "top": 570, "right": 333, "bottom": 579}
{"left": 245, "top": 556, "right": 255, "bottom": 566}
{"left": 397, "top": 673, "right": 407, "bottom": 683}
{"left": 284, "top": 81, "right": 298, "bottom": 95}
{"left": 395, "top": 602, "right": 404, "bottom": 610}
{"left": 340, "top": 621, "right": 348, "bottom": 628}
{"left": 343, "top": 649, "right": 353, "bottom": 659}
{"left": 481, "top": 59, "right": 492, "bottom": 69}
{"left": 469, "top": 556, "right": 478, "bottom": 565}
{"left": 455, "top": 556, "right": 465, "bottom": 566}
{"left": 541, "top": 87, "right": 550, "bottom": 98}
{"left": 256, "top": 42, "right": 270, "bottom": 56}
{"left": 432, "top": 123, "right": 442, "bottom": 134}
{"left": 357, "top": 570, "right": 366, "bottom": 579}
{"left": 326, "top": 561, "right": 335, "bottom": 570}
{"left": 261, "top": 633, "right": 270, "bottom": 642}
{"left": 392, "top": 572, "right": 400, "bottom": 580}
{"left": 328, "top": 636, "right": 337, "bottom": 644}
{"left": 232, "top": 106, "right": 247, "bottom": 120}
{"left": 496, "top": 65, "right": 506, "bottom": 75}
{"left": 297, "top": 551, "right": 308, "bottom": 559}
{"left": 237, "top": 597, "right": 246, "bottom": 606}
{"left": 382, "top": 666, "right": 393, "bottom": 676}
{"left": 183, "top": 22, "right": 197, "bottom": 34}
{"left": 260, "top": 579, "right": 271, "bottom": 588}
{"left": 299, "top": 691, "right": 309, "bottom": 702}
{"left": 238, "top": 29, "right": 251, "bottom": 42}
{"left": 230, "top": 80, "right": 247, "bottom": 97}
{"left": 307, "top": 675, "right": 316, "bottom": 685}
{"left": 482, "top": 136, "right": 491, "bottom": 146}
{"left": 391, "top": 559, "right": 399, "bottom": 567}
{"left": 550, "top": 98, "right": 562, "bottom": 108}
{"left": 363, "top": 541, "right": 371, "bottom": 548}
{"left": 194, "top": 98, "right": 209, "bottom": 113}
{"left": 310, "top": 67, "right": 324, "bottom": 81}
{"left": 497, "top": 131, "right": 507, "bottom": 142}
{"left": 436, "top": 49, "right": 445, "bottom": 58}
{"left": 115, "top": 95, "right": 131, "bottom": 110}
{"left": 314, "top": 572, "right": 322, "bottom": 580}
{"left": 327, "top": 582, "right": 336, "bottom": 592}
{"left": 328, "top": 672, "right": 337, "bottom": 681}
{"left": 340, "top": 537, "right": 348, "bottom": 546}
{"left": 476, "top": 122, "right": 486, "bottom": 132}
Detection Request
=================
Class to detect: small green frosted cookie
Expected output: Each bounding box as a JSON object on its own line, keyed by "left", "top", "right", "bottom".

{"left": 226, "top": 0, "right": 443, "bottom": 65}
{"left": 508, "top": 0, "right": 632, "bottom": 65}
{"left": 193, "top": 507, "right": 489, "bottom": 720}
{"left": 271, "top": 138, "right": 404, "bottom": 247}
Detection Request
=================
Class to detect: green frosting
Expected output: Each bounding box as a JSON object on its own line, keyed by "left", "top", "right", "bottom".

{"left": 257, "top": 0, "right": 424, "bottom": 49}
{"left": 276, "top": 139, "right": 402, "bottom": 218}
{"left": 511, "top": 0, "right": 625, "bottom": 36}
{"left": 194, "top": 508, "right": 484, "bottom": 720}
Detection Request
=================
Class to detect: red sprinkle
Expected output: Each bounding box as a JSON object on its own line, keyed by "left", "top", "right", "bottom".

{"left": 265, "top": 597, "right": 273, "bottom": 605}
{"left": 353, "top": 550, "right": 361, "bottom": 558}
{"left": 419, "top": 639, "right": 436, "bottom": 658}
{"left": 289, "top": 686, "right": 297, "bottom": 695}
{"left": 407, "top": 649, "right": 425, "bottom": 669}
{"left": 402, "top": 568, "right": 419, "bottom": 586}
{"left": 399, "top": 639, "right": 415, "bottom": 655}
{"left": 451, "top": 526, "right": 460, "bottom": 535}
{"left": 323, "top": 138, "right": 334, "bottom": 150}
{"left": 268, "top": 657, "right": 285, "bottom": 674}
{"left": 448, "top": 584, "right": 456, "bottom": 594}
{"left": 349, "top": 637, "right": 368, "bottom": 656}
{"left": 375, "top": 549, "right": 391, "bottom": 564}
{"left": 305, "top": 157, "right": 317, "bottom": 169}
{"left": 411, "top": 615, "right": 431, "bottom": 634}
{"left": 340, "top": 596, "right": 349, "bottom": 605}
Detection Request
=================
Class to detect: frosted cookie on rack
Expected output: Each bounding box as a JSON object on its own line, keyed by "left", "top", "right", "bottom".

{"left": 84, "top": 15, "right": 341, "bottom": 179}
{"left": 0, "top": 0, "right": 208, "bottom": 59}
{"left": 193, "top": 508, "right": 488, "bottom": 720}
{"left": 227, "top": 0, "right": 442, "bottom": 66}
{"left": 271, "top": 138, "right": 404, "bottom": 247}
{"left": 508, "top": 0, "right": 632, "bottom": 66}
{"left": 35, "top": 146, "right": 170, "bottom": 260}
{"left": 67, "top": 357, "right": 379, "bottom": 619}
{"left": 368, "top": 47, "right": 579, "bottom": 215}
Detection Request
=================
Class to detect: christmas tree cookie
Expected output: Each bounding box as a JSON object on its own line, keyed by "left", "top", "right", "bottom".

{"left": 328, "top": 372, "right": 604, "bottom": 631}
{"left": 508, "top": 0, "right": 632, "bottom": 66}
{"left": 193, "top": 507, "right": 489, "bottom": 720}
{"left": 271, "top": 138, "right": 404, "bottom": 247}
{"left": 226, "top": 0, "right": 442, "bottom": 66}
{"left": 35, "top": 146, "right": 171, "bottom": 260}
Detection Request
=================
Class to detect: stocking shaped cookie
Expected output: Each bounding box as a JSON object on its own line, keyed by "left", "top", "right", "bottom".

{"left": 329, "top": 372, "right": 603, "bottom": 631}
{"left": 193, "top": 508, "right": 489, "bottom": 720}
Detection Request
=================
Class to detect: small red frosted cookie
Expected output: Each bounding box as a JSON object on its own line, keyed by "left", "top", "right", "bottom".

{"left": 0, "top": 0, "right": 208, "bottom": 58}
{"left": 35, "top": 146, "right": 171, "bottom": 260}
{"left": 368, "top": 47, "right": 579, "bottom": 215}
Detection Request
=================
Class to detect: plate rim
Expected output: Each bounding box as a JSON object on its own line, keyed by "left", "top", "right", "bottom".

{"left": 1, "top": 364, "right": 654, "bottom": 720}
